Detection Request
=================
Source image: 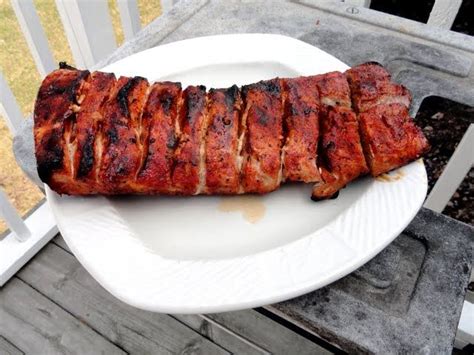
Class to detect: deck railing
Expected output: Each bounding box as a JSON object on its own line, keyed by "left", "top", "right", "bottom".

{"left": 0, "top": 1, "right": 472, "bottom": 344}
{"left": 0, "top": 0, "right": 176, "bottom": 285}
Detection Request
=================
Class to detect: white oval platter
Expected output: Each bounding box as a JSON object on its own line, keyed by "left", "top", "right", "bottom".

{"left": 46, "top": 34, "right": 427, "bottom": 314}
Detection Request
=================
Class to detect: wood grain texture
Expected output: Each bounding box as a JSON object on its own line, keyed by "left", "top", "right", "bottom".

{"left": 0, "top": 278, "right": 124, "bottom": 354}
{"left": 207, "top": 310, "right": 331, "bottom": 355}
{"left": 16, "top": 243, "right": 229, "bottom": 355}
{"left": 174, "top": 314, "right": 269, "bottom": 355}
{"left": 27, "top": 237, "right": 325, "bottom": 354}
{"left": 0, "top": 336, "right": 24, "bottom": 355}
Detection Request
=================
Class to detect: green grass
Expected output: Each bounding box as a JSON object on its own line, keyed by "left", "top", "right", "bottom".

{"left": 0, "top": 0, "right": 161, "bottom": 233}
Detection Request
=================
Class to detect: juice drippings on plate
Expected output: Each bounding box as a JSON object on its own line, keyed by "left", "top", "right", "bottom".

{"left": 376, "top": 169, "right": 405, "bottom": 182}
{"left": 218, "top": 196, "right": 266, "bottom": 223}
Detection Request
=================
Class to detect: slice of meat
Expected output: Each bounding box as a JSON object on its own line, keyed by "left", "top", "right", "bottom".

{"left": 99, "top": 76, "right": 149, "bottom": 194}
{"left": 240, "top": 79, "right": 284, "bottom": 193}
{"left": 346, "top": 63, "right": 429, "bottom": 176}
{"left": 136, "top": 81, "right": 182, "bottom": 193}
{"left": 358, "top": 103, "right": 430, "bottom": 176}
{"left": 312, "top": 106, "right": 369, "bottom": 200}
{"left": 205, "top": 85, "right": 242, "bottom": 194}
{"left": 344, "top": 62, "right": 391, "bottom": 91}
{"left": 172, "top": 85, "right": 207, "bottom": 194}
{"left": 281, "top": 76, "right": 322, "bottom": 183}
{"left": 34, "top": 67, "right": 89, "bottom": 194}
{"left": 313, "top": 71, "right": 352, "bottom": 108}
{"left": 311, "top": 72, "right": 368, "bottom": 200}
{"left": 72, "top": 71, "right": 116, "bottom": 194}
{"left": 345, "top": 63, "right": 411, "bottom": 112}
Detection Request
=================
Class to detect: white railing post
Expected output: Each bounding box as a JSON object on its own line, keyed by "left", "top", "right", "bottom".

{"left": 0, "top": 190, "right": 31, "bottom": 242}
{"left": 117, "top": 0, "right": 141, "bottom": 41}
{"left": 424, "top": 124, "right": 474, "bottom": 213}
{"left": 10, "top": 0, "right": 56, "bottom": 78}
{"left": 427, "top": 0, "right": 463, "bottom": 29}
{"left": 0, "top": 73, "right": 23, "bottom": 136}
{"left": 161, "top": 0, "right": 178, "bottom": 13}
{"left": 55, "top": 0, "right": 117, "bottom": 68}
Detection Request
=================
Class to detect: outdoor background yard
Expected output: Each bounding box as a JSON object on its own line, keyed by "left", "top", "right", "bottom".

{"left": 0, "top": 0, "right": 161, "bottom": 233}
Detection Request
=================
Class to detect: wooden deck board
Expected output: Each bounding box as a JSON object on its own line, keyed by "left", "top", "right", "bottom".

{"left": 52, "top": 235, "right": 70, "bottom": 253}
{"left": 42, "top": 236, "right": 328, "bottom": 354}
{"left": 51, "top": 235, "right": 266, "bottom": 353}
{"left": 0, "top": 278, "right": 125, "bottom": 354}
{"left": 207, "top": 310, "right": 331, "bottom": 355}
{"left": 174, "top": 314, "right": 270, "bottom": 354}
{"left": 15, "top": 242, "right": 230, "bottom": 355}
{"left": 0, "top": 335, "right": 24, "bottom": 355}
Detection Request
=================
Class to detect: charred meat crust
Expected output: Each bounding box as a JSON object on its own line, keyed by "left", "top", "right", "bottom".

{"left": 311, "top": 106, "right": 368, "bottom": 200}
{"left": 34, "top": 62, "right": 429, "bottom": 200}
{"left": 345, "top": 63, "right": 430, "bottom": 177}
{"left": 117, "top": 76, "right": 146, "bottom": 117}
{"left": 241, "top": 79, "right": 283, "bottom": 193}
{"left": 281, "top": 76, "right": 322, "bottom": 183}
{"left": 205, "top": 85, "right": 241, "bottom": 194}
{"left": 99, "top": 76, "right": 149, "bottom": 193}
{"left": 34, "top": 68, "right": 89, "bottom": 185}
{"left": 311, "top": 190, "right": 339, "bottom": 201}
{"left": 172, "top": 85, "right": 207, "bottom": 194}
{"left": 136, "top": 82, "right": 182, "bottom": 193}
{"left": 36, "top": 131, "right": 65, "bottom": 183}
{"left": 358, "top": 104, "right": 430, "bottom": 176}
{"left": 58, "top": 61, "right": 77, "bottom": 70}
{"left": 75, "top": 71, "right": 116, "bottom": 185}
{"left": 310, "top": 71, "right": 369, "bottom": 200}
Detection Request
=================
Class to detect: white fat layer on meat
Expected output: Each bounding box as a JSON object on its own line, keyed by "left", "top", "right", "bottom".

{"left": 169, "top": 91, "right": 184, "bottom": 194}
{"left": 175, "top": 93, "right": 183, "bottom": 137}
{"left": 376, "top": 95, "right": 410, "bottom": 109}
{"left": 95, "top": 77, "right": 117, "bottom": 184}
{"left": 94, "top": 132, "right": 103, "bottom": 183}
{"left": 65, "top": 126, "right": 76, "bottom": 178}
{"left": 237, "top": 103, "right": 249, "bottom": 194}
{"left": 65, "top": 77, "right": 89, "bottom": 178}
{"left": 195, "top": 96, "right": 209, "bottom": 195}
{"left": 358, "top": 95, "right": 411, "bottom": 112}
{"left": 246, "top": 149, "right": 278, "bottom": 191}
{"left": 320, "top": 97, "right": 351, "bottom": 108}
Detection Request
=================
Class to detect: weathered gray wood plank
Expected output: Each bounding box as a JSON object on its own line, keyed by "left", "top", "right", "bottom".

{"left": 0, "top": 278, "right": 124, "bottom": 354}
{"left": 17, "top": 243, "right": 229, "bottom": 355}
{"left": 174, "top": 314, "right": 270, "bottom": 355}
{"left": 0, "top": 336, "right": 24, "bottom": 355}
{"left": 52, "top": 235, "right": 70, "bottom": 253}
{"left": 207, "top": 310, "right": 332, "bottom": 355}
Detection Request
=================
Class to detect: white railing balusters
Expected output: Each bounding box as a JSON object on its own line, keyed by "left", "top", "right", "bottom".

{"left": 0, "top": 73, "right": 23, "bottom": 136}
{"left": 424, "top": 124, "right": 474, "bottom": 213}
{"left": 55, "top": 0, "right": 117, "bottom": 68}
{"left": 0, "top": 189, "right": 31, "bottom": 242}
{"left": 0, "top": 199, "right": 58, "bottom": 287}
{"left": 10, "top": 0, "right": 56, "bottom": 77}
{"left": 427, "top": 0, "right": 463, "bottom": 29}
{"left": 117, "top": 0, "right": 141, "bottom": 41}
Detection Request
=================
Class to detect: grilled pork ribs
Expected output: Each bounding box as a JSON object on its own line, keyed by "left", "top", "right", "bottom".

{"left": 34, "top": 62, "right": 429, "bottom": 199}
